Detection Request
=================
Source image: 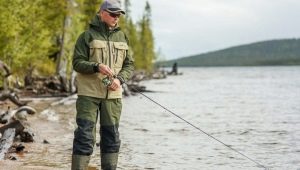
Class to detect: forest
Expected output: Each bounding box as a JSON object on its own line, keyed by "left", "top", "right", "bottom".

{"left": 0, "top": 0, "right": 156, "bottom": 91}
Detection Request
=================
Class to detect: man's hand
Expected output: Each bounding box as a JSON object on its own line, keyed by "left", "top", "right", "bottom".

{"left": 98, "top": 64, "right": 113, "bottom": 76}
{"left": 108, "top": 78, "right": 121, "bottom": 91}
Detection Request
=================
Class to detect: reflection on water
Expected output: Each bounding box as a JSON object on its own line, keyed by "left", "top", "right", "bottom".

{"left": 12, "top": 66, "right": 300, "bottom": 170}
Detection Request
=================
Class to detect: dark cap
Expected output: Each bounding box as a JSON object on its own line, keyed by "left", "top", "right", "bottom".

{"left": 100, "top": 0, "right": 125, "bottom": 15}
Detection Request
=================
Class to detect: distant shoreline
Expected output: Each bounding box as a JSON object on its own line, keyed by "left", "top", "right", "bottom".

{"left": 157, "top": 39, "right": 300, "bottom": 67}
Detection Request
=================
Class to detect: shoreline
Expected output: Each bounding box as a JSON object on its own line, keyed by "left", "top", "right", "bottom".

{"left": 0, "top": 73, "right": 165, "bottom": 170}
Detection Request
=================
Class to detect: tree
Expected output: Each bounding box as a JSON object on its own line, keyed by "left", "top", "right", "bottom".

{"left": 0, "top": 0, "right": 157, "bottom": 89}
{"left": 137, "top": 1, "right": 156, "bottom": 72}
{"left": 0, "top": 0, "right": 67, "bottom": 76}
{"left": 79, "top": 0, "right": 103, "bottom": 29}
{"left": 55, "top": 0, "right": 103, "bottom": 92}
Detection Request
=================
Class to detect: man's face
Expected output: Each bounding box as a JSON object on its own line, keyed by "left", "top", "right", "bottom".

{"left": 100, "top": 10, "right": 121, "bottom": 28}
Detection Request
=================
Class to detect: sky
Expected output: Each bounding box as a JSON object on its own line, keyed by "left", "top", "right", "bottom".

{"left": 129, "top": 0, "right": 300, "bottom": 60}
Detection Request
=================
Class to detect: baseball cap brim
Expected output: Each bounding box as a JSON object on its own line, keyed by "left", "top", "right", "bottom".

{"left": 106, "top": 8, "right": 125, "bottom": 15}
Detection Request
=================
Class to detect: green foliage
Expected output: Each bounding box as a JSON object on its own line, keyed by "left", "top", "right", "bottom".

{"left": 119, "top": 0, "right": 156, "bottom": 72}
{"left": 136, "top": 1, "right": 155, "bottom": 72}
{"left": 160, "top": 39, "right": 300, "bottom": 67}
{"left": 35, "top": 58, "right": 57, "bottom": 76}
{"left": 78, "top": 0, "right": 103, "bottom": 29}
{"left": 0, "top": 0, "right": 66, "bottom": 76}
{"left": 0, "top": 0, "right": 157, "bottom": 84}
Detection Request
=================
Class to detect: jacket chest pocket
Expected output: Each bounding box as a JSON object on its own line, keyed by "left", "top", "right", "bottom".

{"left": 89, "top": 40, "right": 107, "bottom": 64}
{"left": 113, "top": 42, "right": 128, "bottom": 68}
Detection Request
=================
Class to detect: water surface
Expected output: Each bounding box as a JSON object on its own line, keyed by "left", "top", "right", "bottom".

{"left": 7, "top": 66, "right": 299, "bottom": 170}
{"left": 119, "top": 66, "right": 300, "bottom": 170}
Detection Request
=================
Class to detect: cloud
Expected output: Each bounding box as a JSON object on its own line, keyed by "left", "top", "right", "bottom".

{"left": 130, "top": 0, "right": 300, "bottom": 59}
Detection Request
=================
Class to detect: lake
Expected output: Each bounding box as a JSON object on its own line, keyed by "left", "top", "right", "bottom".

{"left": 118, "top": 66, "right": 300, "bottom": 170}
{"left": 7, "top": 66, "right": 299, "bottom": 170}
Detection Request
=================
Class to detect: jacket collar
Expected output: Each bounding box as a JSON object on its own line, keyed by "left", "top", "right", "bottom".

{"left": 89, "top": 15, "right": 120, "bottom": 35}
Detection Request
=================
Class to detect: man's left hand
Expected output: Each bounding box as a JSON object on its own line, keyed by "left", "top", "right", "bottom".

{"left": 108, "top": 78, "right": 121, "bottom": 91}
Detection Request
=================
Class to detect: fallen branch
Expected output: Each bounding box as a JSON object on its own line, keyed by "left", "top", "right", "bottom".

{"left": 0, "top": 120, "right": 25, "bottom": 136}
{"left": 0, "top": 91, "right": 27, "bottom": 106}
{"left": 0, "top": 120, "right": 33, "bottom": 143}
{"left": 0, "top": 128, "right": 15, "bottom": 160}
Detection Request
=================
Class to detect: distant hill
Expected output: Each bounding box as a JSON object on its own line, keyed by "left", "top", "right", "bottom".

{"left": 158, "top": 39, "right": 300, "bottom": 67}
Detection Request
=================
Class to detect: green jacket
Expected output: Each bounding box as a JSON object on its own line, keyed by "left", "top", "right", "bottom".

{"left": 73, "top": 15, "right": 134, "bottom": 99}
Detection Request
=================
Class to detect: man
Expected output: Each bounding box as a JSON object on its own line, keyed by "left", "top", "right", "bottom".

{"left": 71, "top": 0, "right": 134, "bottom": 169}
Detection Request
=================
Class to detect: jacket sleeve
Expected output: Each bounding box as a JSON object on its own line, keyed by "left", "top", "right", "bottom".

{"left": 117, "top": 51, "right": 134, "bottom": 84}
{"left": 72, "top": 32, "right": 98, "bottom": 74}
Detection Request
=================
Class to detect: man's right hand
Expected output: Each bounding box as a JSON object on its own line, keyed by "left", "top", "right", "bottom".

{"left": 98, "top": 64, "right": 113, "bottom": 76}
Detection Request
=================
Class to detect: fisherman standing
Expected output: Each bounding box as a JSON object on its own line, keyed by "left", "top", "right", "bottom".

{"left": 71, "top": 0, "right": 134, "bottom": 169}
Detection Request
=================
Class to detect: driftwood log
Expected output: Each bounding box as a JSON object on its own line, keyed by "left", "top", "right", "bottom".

{"left": 0, "top": 106, "right": 37, "bottom": 124}
{"left": 0, "top": 120, "right": 34, "bottom": 143}
{"left": 0, "top": 120, "right": 25, "bottom": 136}
{"left": 0, "top": 94, "right": 36, "bottom": 160}
{"left": 0, "top": 91, "right": 27, "bottom": 106}
{"left": 23, "top": 75, "right": 71, "bottom": 97}
{"left": 0, "top": 128, "right": 15, "bottom": 160}
{"left": 0, "top": 106, "right": 36, "bottom": 143}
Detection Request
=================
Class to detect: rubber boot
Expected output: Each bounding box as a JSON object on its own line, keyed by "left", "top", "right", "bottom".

{"left": 101, "top": 153, "right": 118, "bottom": 170}
{"left": 71, "top": 155, "right": 90, "bottom": 170}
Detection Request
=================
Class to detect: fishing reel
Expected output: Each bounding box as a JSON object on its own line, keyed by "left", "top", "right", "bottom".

{"left": 102, "top": 75, "right": 116, "bottom": 87}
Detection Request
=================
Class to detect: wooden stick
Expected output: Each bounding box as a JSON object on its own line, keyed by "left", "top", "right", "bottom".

{"left": 0, "top": 128, "right": 15, "bottom": 160}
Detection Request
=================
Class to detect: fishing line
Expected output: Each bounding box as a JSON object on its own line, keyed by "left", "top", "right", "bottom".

{"left": 127, "top": 83, "right": 268, "bottom": 170}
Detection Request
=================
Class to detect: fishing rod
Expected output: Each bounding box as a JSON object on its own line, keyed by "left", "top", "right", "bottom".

{"left": 102, "top": 76, "right": 269, "bottom": 169}
{"left": 133, "top": 89, "right": 268, "bottom": 169}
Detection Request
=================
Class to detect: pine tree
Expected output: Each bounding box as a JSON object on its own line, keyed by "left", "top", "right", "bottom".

{"left": 137, "top": 1, "right": 155, "bottom": 72}
{"left": 79, "top": 0, "right": 103, "bottom": 29}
